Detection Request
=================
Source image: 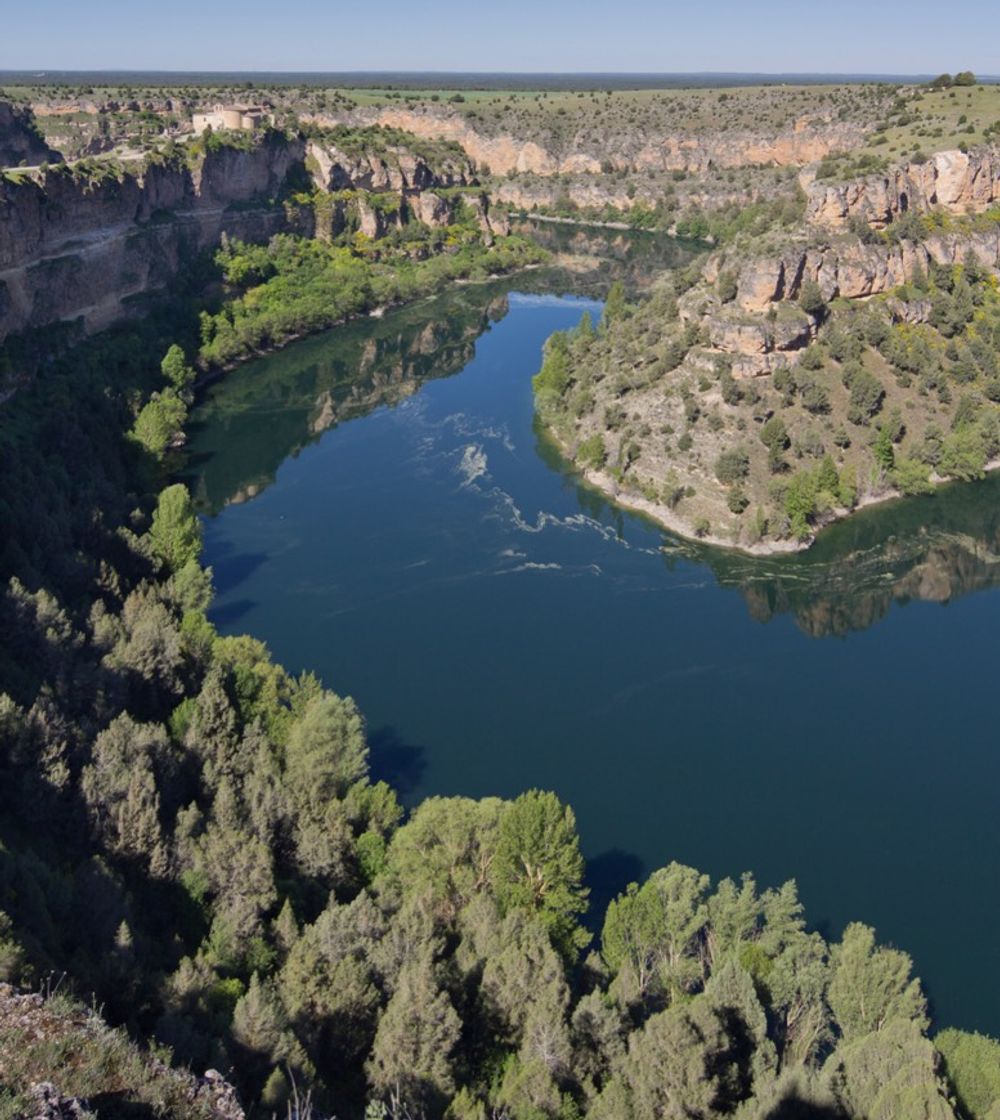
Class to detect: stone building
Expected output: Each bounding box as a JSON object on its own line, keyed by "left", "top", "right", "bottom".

{"left": 191, "top": 105, "right": 270, "bottom": 135}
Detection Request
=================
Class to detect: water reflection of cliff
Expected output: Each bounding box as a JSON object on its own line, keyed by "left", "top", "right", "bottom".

{"left": 680, "top": 480, "right": 1000, "bottom": 637}
{"left": 183, "top": 286, "right": 511, "bottom": 514}
{"left": 511, "top": 219, "right": 699, "bottom": 294}
{"left": 534, "top": 417, "right": 1000, "bottom": 638}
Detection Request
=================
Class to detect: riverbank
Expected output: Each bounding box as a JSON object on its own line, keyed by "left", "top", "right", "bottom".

{"left": 541, "top": 421, "right": 1000, "bottom": 556}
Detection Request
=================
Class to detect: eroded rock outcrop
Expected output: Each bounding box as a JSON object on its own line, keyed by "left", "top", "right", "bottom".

{"left": 306, "top": 137, "right": 472, "bottom": 193}
{"left": 312, "top": 107, "right": 865, "bottom": 178}
{"left": 806, "top": 147, "right": 1000, "bottom": 228}
{"left": 724, "top": 227, "right": 1000, "bottom": 315}
{"left": 0, "top": 133, "right": 306, "bottom": 341}
{"left": 0, "top": 101, "right": 62, "bottom": 168}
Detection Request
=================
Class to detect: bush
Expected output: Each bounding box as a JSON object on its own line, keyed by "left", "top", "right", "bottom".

{"left": 714, "top": 446, "right": 750, "bottom": 484}
{"left": 576, "top": 434, "right": 607, "bottom": 470}
{"left": 798, "top": 280, "right": 827, "bottom": 317}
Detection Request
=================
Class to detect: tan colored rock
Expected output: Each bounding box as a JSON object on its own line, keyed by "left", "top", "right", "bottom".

{"left": 806, "top": 146, "right": 1000, "bottom": 228}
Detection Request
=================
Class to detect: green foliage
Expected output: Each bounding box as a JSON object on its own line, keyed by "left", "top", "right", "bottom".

{"left": 797, "top": 280, "right": 827, "bottom": 317}
{"left": 828, "top": 922, "right": 928, "bottom": 1041}
{"left": 200, "top": 232, "right": 545, "bottom": 368}
{"left": 149, "top": 484, "right": 202, "bottom": 572}
{"left": 492, "top": 790, "right": 589, "bottom": 961}
{"left": 577, "top": 433, "right": 607, "bottom": 470}
{"left": 936, "top": 1028, "right": 1000, "bottom": 1119}
{"left": 714, "top": 446, "right": 750, "bottom": 484}
{"left": 533, "top": 332, "right": 572, "bottom": 411}
{"left": 161, "top": 343, "right": 195, "bottom": 393}
{"left": 893, "top": 457, "right": 934, "bottom": 495}
{"left": 130, "top": 389, "right": 187, "bottom": 459}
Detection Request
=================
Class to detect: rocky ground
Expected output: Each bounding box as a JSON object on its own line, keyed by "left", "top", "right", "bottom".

{"left": 0, "top": 985, "right": 245, "bottom": 1120}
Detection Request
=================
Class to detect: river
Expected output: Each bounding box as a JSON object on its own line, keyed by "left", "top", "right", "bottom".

{"left": 183, "top": 253, "right": 1000, "bottom": 1037}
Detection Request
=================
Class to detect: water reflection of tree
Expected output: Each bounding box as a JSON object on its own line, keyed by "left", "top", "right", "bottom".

{"left": 183, "top": 287, "right": 511, "bottom": 513}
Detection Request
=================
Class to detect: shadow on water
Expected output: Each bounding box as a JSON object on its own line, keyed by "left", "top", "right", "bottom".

{"left": 368, "top": 725, "right": 428, "bottom": 800}
{"left": 208, "top": 547, "right": 271, "bottom": 597}
{"left": 207, "top": 598, "right": 259, "bottom": 629}
{"left": 584, "top": 848, "right": 645, "bottom": 931}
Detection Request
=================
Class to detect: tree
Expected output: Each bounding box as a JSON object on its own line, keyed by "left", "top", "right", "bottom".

{"left": 284, "top": 690, "right": 368, "bottom": 813}
{"left": 492, "top": 790, "right": 589, "bottom": 961}
{"left": 131, "top": 390, "right": 187, "bottom": 460}
{"left": 603, "top": 280, "right": 627, "bottom": 326}
{"left": 602, "top": 863, "right": 710, "bottom": 1009}
{"left": 767, "top": 932, "right": 832, "bottom": 1066}
{"left": 161, "top": 344, "right": 196, "bottom": 394}
{"left": 149, "top": 484, "right": 202, "bottom": 572}
{"left": 798, "top": 280, "right": 827, "bottom": 317}
{"left": 935, "top": 1028, "right": 1000, "bottom": 1119}
{"left": 825, "top": 1018, "right": 957, "bottom": 1120}
{"left": 828, "top": 923, "right": 928, "bottom": 1042}
{"left": 760, "top": 416, "right": 790, "bottom": 455}
{"left": 714, "top": 446, "right": 750, "bottom": 485}
{"left": 366, "top": 954, "right": 461, "bottom": 1113}
{"left": 622, "top": 997, "right": 735, "bottom": 1119}
{"left": 385, "top": 796, "right": 504, "bottom": 920}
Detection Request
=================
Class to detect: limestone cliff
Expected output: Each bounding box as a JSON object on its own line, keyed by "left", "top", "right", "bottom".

{"left": 716, "top": 227, "right": 1000, "bottom": 323}
{"left": 311, "top": 106, "right": 864, "bottom": 177}
{"left": 0, "top": 101, "right": 62, "bottom": 169}
{"left": 0, "top": 133, "right": 305, "bottom": 341}
{"left": 805, "top": 146, "right": 1000, "bottom": 228}
{"left": 306, "top": 136, "right": 472, "bottom": 193}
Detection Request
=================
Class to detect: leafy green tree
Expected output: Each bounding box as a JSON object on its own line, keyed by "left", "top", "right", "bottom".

{"left": 714, "top": 446, "right": 750, "bottom": 485}
{"left": 935, "top": 1028, "right": 1000, "bottom": 1119}
{"left": 893, "top": 457, "right": 934, "bottom": 495}
{"left": 602, "top": 863, "right": 710, "bottom": 1009}
{"left": 828, "top": 922, "right": 928, "bottom": 1041}
{"left": 603, "top": 280, "right": 627, "bottom": 325}
{"left": 385, "top": 796, "right": 504, "bottom": 919}
{"left": 366, "top": 953, "right": 462, "bottom": 1113}
{"left": 161, "top": 344, "right": 196, "bottom": 394}
{"left": 767, "top": 931, "right": 832, "bottom": 1066}
{"left": 492, "top": 790, "right": 589, "bottom": 960}
{"left": 825, "top": 1018, "right": 956, "bottom": 1120}
{"left": 131, "top": 390, "right": 187, "bottom": 459}
{"left": 798, "top": 280, "right": 827, "bottom": 317}
{"left": 149, "top": 484, "right": 202, "bottom": 572}
{"left": 621, "top": 997, "right": 735, "bottom": 1119}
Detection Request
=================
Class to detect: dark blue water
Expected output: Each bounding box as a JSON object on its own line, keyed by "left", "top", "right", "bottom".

{"left": 186, "top": 283, "right": 1000, "bottom": 1036}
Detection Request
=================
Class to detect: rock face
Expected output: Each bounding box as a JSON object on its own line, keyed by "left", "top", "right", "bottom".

{"left": 806, "top": 147, "right": 1000, "bottom": 227}
{"left": 0, "top": 101, "right": 62, "bottom": 168}
{"left": 0, "top": 133, "right": 305, "bottom": 342}
{"left": 703, "top": 305, "right": 815, "bottom": 376}
{"left": 0, "top": 126, "right": 507, "bottom": 344}
{"left": 318, "top": 107, "right": 864, "bottom": 178}
{"left": 728, "top": 228, "right": 1000, "bottom": 314}
{"left": 306, "top": 137, "right": 472, "bottom": 193}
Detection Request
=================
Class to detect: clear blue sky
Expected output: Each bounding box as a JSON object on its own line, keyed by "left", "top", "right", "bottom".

{"left": 2, "top": 0, "right": 997, "bottom": 75}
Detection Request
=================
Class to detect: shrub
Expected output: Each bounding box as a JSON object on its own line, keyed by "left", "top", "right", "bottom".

{"left": 714, "top": 446, "right": 750, "bottom": 484}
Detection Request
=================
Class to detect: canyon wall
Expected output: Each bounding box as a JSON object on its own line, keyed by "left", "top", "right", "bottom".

{"left": 0, "top": 133, "right": 305, "bottom": 341}
{"left": 727, "top": 227, "right": 1000, "bottom": 314}
{"left": 0, "top": 130, "right": 503, "bottom": 345}
{"left": 312, "top": 107, "right": 863, "bottom": 177}
{"left": 0, "top": 101, "right": 61, "bottom": 168}
{"left": 805, "top": 147, "right": 1000, "bottom": 228}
